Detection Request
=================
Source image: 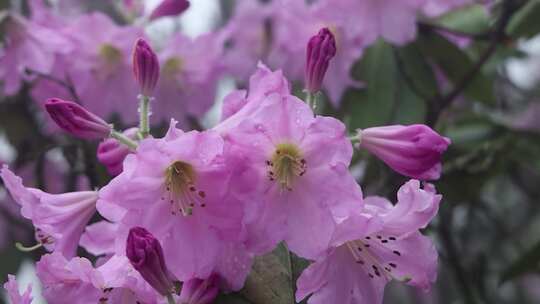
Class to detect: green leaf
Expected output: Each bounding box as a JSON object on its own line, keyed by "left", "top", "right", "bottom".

{"left": 346, "top": 40, "right": 398, "bottom": 129}
{"left": 507, "top": 1, "right": 540, "bottom": 39}
{"left": 236, "top": 244, "right": 295, "bottom": 304}
{"left": 500, "top": 240, "right": 540, "bottom": 284}
{"left": 436, "top": 4, "right": 491, "bottom": 33}
{"left": 417, "top": 31, "right": 496, "bottom": 105}
{"left": 394, "top": 42, "right": 439, "bottom": 99}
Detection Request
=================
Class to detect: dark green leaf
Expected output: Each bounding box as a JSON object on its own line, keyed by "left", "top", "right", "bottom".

{"left": 236, "top": 244, "right": 295, "bottom": 304}
{"left": 507, "top": 1, "right": 540, "bottom": 39}
{"left": 346, "top": 40, "right": 398, "bottom": 129}
{"left": 436, "top": 4, "right": 491, "bottom": 33}
{"left": 394, "top": 42, "right": 439, "bottom": 99}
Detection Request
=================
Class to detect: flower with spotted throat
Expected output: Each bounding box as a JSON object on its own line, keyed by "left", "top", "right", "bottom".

{"left": 215, "top": 80, "right": 363, "bottom": 259}
{"left": 296, "top": 180, "right": 441, "bottom": 304}
{"left": 97, "top": 120, "right": 252, "bottom": 287}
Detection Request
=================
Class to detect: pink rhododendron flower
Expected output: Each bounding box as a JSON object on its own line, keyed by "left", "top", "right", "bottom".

{"left": 222, "top": 0, "right": 365, "bottom": 105}
{"left": 179, "top": 274, "right": 219, "bottom": 304}
{"left": 219, "top": 0, "right": 274, "bottom": 81}
{"left": 29, "top": 12, "right": 144, "bottom": 124}
{"left": 0, "top": 165, "right": 97, "bottom": 257}
{"left": 98, "top": 120, "right": 252, "bottom": 289}
{"left": 80, "top": 221, "right": 118, "bottom": 257}
{"left": 316, "top": 0, "right": 425, "bottom": 46}
{"left": 296, "top": 180, "right": 441, "bottom": 304}
{"left": 268, "top": 0, "right": 365, "bottom": 104}
{"left": 215, "top": 67, "right": 363, "bottom": 259}
{"left": 3, "top": 275, "right": 32, "bottom": 304}
{"left": 36, "top": 252, "right": 158, "bottom": 303}
{"left": 0, "top": 14, "right": 72, "bottom": 95}
{"left": 154, "top": 33, "right": 225, "bottom": 128}
{"left": 217, "top": 62, "right": 290, "bottom": 128}
{"left": 357, "top": 124, "right": 451, "bottom": 180}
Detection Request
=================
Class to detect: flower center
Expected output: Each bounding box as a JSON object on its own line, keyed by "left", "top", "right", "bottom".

{"left": 163, "top": 57, "right": 183, "bottom": 78}
{"left": 163, "top": 161, "right": 206, "bottom": 216}
{"left": 345, "top": 235, "right": 402, "bottom": 281}
{"left": 99, "top": 44, "right": 123, "bottom": 64}
{"left": 266, "top": 143, "right": 307, "bottom": 191}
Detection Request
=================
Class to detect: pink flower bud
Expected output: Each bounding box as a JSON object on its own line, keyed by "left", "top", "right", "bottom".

{"left": 126, "top": 227, "right": 177, "bottom": 296}
{"left": 97, "top": 128, "right": 138, "bottom": 176}
{"left": 45, "top": 98, "right": 111, "bottom": 139}
{"left": 149, "top": 0, "right": 190, "bottom": 21}
{"left": 179, "top": 274, "right": 219, "bottom": 304}
{"left": 305, "top": 28, "right": 336, "bottom": 93}
{"left": 133, "top": 38, "right": 160, "bottom": 96}
{"left": 358, "top": 125, "right": 451, "bottom": 180}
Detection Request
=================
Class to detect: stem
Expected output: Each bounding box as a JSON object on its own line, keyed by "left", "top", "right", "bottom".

{"left": 110, "top": 130, "right": 138, "bottom": 150}
{"left": 305, "top": 91, "right": 314, "bottom": 109}
{"left": 166, "top": 294, "right": 175, "bottom": 304}
{"left": 138, "top": 95, "right": 151, "bottom": 138}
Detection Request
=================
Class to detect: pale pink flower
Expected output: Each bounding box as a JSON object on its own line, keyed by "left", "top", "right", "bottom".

{"left": 0, "top": 14, "right": 71, "bottom": 95}
{"left": 0, "top": 165, "right": 97, "bottom": 257}
{"left": 296, "top": 180, "right": 441, "bottom": 304}
{"left": 154, "top": 33, "right": 225, "bottom": 129}
{"left": 98, "top": 121, "right": 252, "bottom": 289}
{"left": 36, "top": 252, "right": 158, "bottom": 303}
{"left": 3, "top": 275, "right": 32, "bottom": 304}
{"left": 215, "top": 71, "right": 362, "bottom": 258}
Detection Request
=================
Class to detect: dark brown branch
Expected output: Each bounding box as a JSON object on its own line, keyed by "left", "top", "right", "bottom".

{"left": 26, "top": 68, "right": 81, "bottom": 103}
{"left": 425, "top": 0, "right": 522, "bottom": 127}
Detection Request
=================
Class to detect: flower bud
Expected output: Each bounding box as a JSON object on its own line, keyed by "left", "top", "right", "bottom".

{"left": 97, "top": 128, "right": 138, "bottom": 176}
{"left": 179, "top": 274, "right": 219, "bottom": 304}
{"left": 149, "top": 0, "right": 190, "bottom": 21}
{"left": 45, "top": 98, "right": 111, "bottom": 139}
{"left": 357, "top": 125, "right": 451, "bottom": 180}
{"left": 133, "top": 38, "right": 160, "bottom": 96}
{"left": 126, "top": 227, "right": 177, "bottom": 296}
{"left": 305, "top": 28, "right": 336, "bottom": 93}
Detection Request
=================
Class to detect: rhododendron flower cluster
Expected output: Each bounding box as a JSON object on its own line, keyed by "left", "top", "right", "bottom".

{"left": 1, "top": 24, "right": 451, "bottom": 303}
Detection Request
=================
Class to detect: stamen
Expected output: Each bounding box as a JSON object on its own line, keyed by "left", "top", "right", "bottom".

{"left": 164, "top": 161, "right": 206, "bottom": 216}
{"left": 267, "top": 143, "right": 307, "bottom": 191}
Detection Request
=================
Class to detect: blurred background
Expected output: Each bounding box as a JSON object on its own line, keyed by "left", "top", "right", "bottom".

{"left": 1, "top": 0, "right": 540, "bottom": 303}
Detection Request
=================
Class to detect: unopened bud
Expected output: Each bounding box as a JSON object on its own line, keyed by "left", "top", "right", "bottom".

{"left": 305, "top": 28, "right": 336, "bottom": 93}
{"left": 133, "top": 38, "right": 160, "bottom": 96}
{"left": 45, "top": 98, "right": 111, "bottom": 139}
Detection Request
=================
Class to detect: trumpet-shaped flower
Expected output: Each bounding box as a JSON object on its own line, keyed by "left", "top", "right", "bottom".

{"left": 3, "top": 275, "right": 32, "bottom": 304}
{"left": 36, "top": 252, "right": 158, "bottom": 303}
{"left": 296, "top": 180, "right": 441, "bottom": 304}
{"left": 0, "top": 165, "right": 97, "bottom": 257}
{"left": 0, "top": 14, "right": 71, "bottom": 95}
{"left": 98, "top": 120, "right": 252, "bottom": 288}
{"left": 215, "top": 78, "right": 362, "bottom": 258}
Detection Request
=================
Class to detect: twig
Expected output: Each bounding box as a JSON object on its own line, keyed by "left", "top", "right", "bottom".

{"left": 425, "top": 0, "right": 521, "bottom": 127}
{"left": 26, "top": 68, "right": 81, "bottom": 103}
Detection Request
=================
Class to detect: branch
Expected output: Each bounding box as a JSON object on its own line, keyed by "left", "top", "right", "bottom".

{"left": 425, "top": 0, "right": 521, "bottom": 127}
{"left": 26, "top": 68, "right": 82, "bottom": 103}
